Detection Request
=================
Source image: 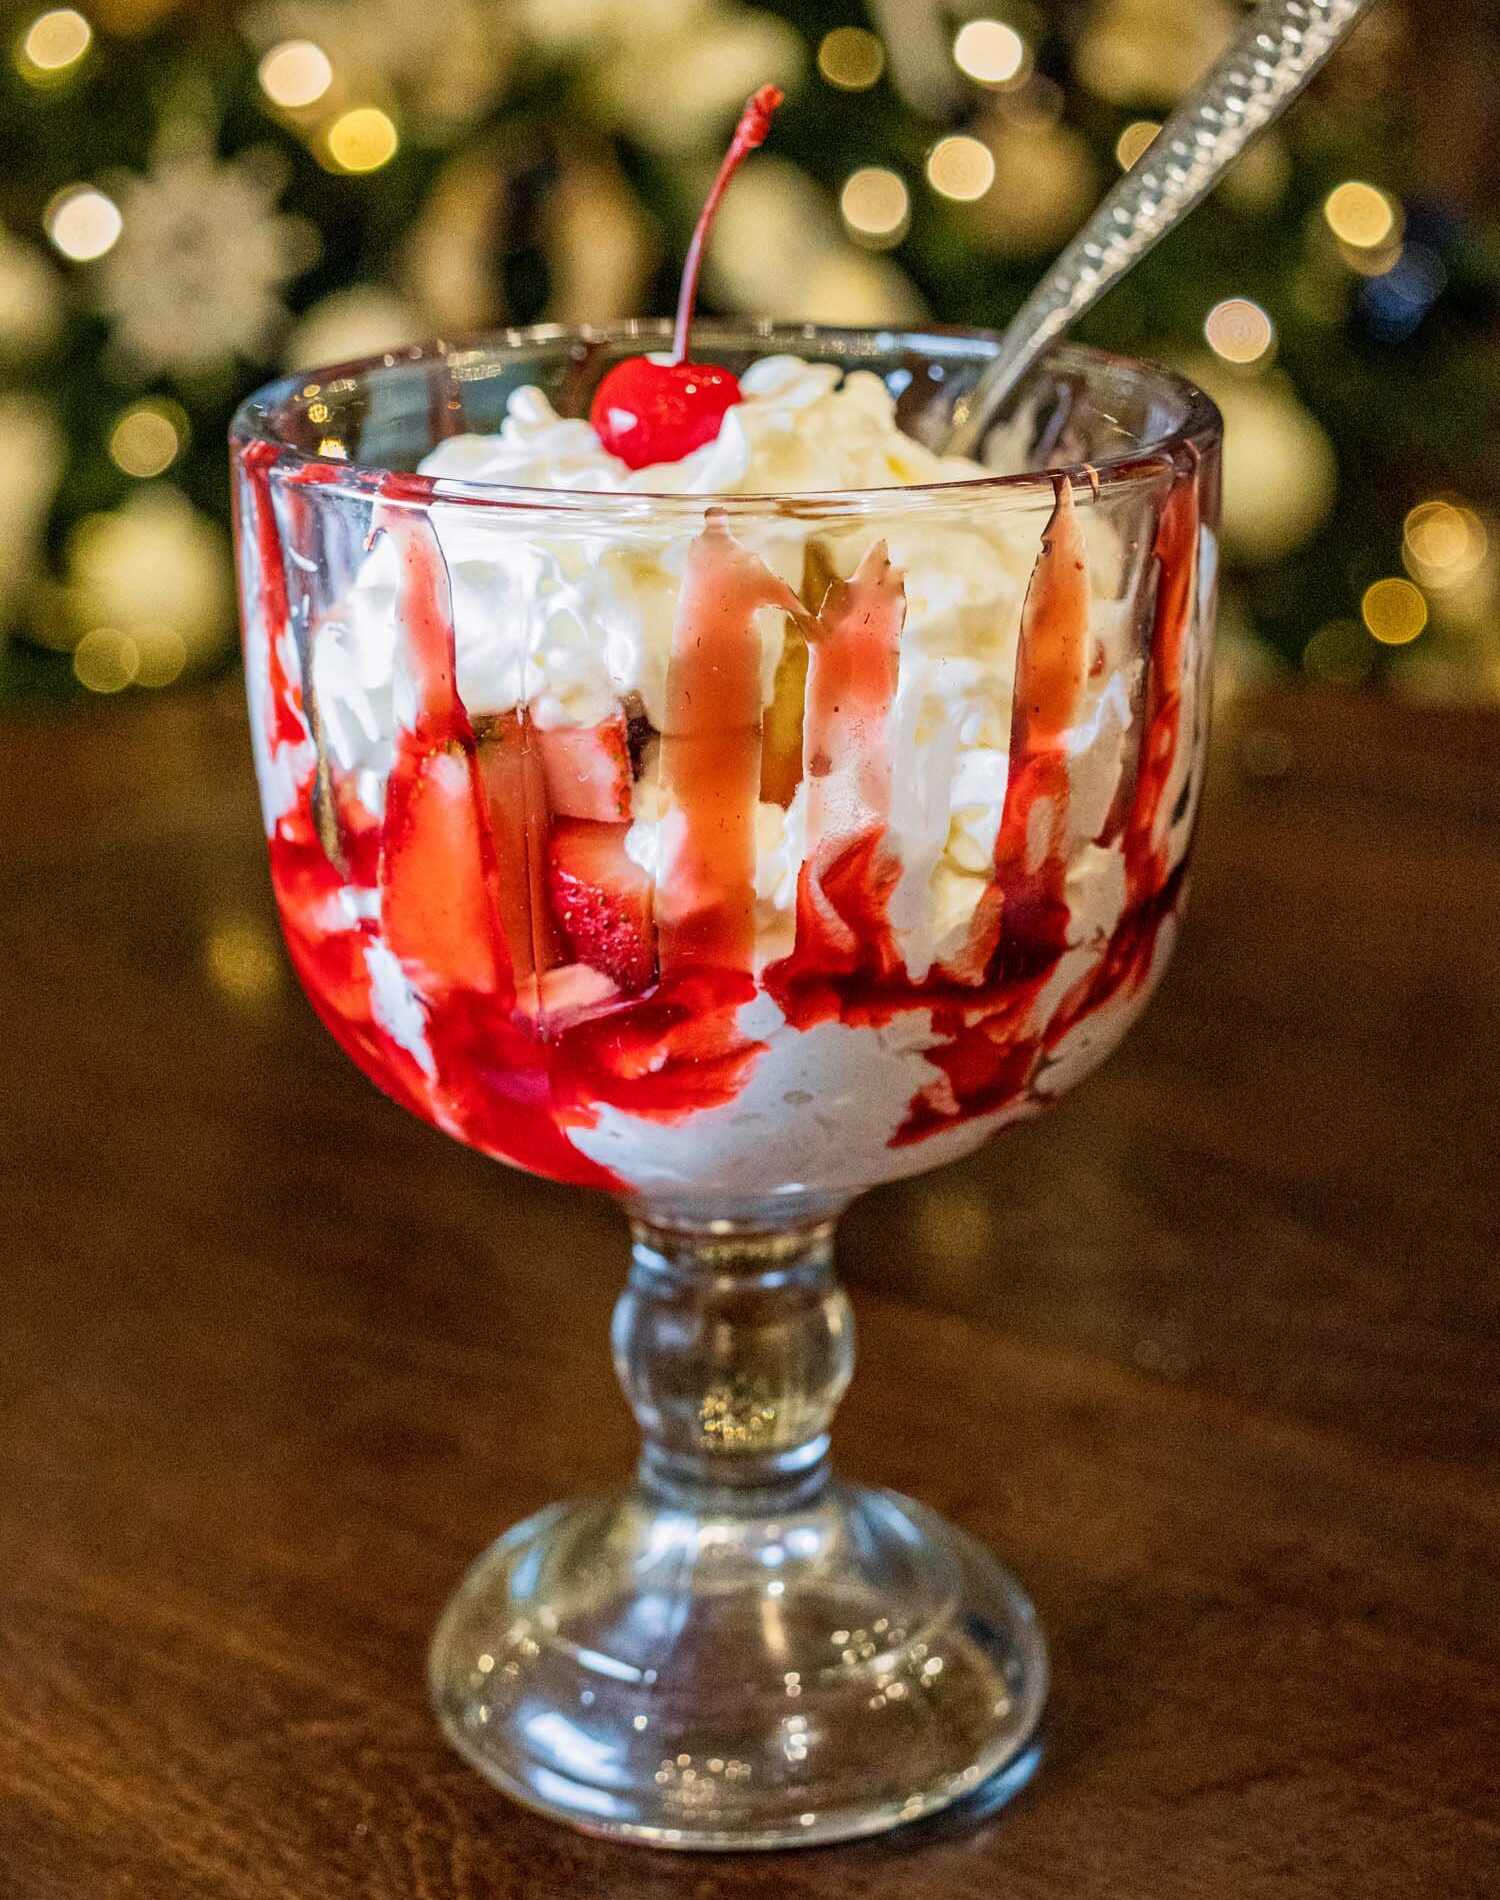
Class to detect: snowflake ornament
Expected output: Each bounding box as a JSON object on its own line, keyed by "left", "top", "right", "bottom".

{"left": 97, "top": 141, "right": 317, "bottom": 378}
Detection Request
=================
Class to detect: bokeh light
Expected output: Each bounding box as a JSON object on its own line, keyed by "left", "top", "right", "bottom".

{"left": 926, "top": 136, "right": 996, "bottom": 202}
{"left": 1402, "top": 501, "right": 1488, "bottom": 589}
{"left": 817, "top": 26, "right": 884, "bottom": 91}
{"left": 108, "top": 399, "right": 187, "bottom": 478}
{"left": 73, "top": 627, "right": 139, "bottom": 693}
{"left": 1115, "top": 120, "right": 1160, "bottom": 169}
{"left": 1302, "top": 619, "right": 1375, "bottom": 685}
{"left": 953, "top": 19, "right": 1027, "bottom": 87}
{"left": 17, "top": 8, "right": 91, "bottom": 77}
{"left": 133, "top": 623, "right": 187, "bottom": 688}
{"left": 1204, "top": 297, "right": 1275, "bottom": 366}
{"left": 326, "top": 107, "right": 399, "bottom": 174}
{"left": 45, "top": 184, "right": 121, "bottom": 261}
{"left": 1324, "top": 180, "right": 1401, "bottom": 251}
{"left": 1361, "top": 576, "right": 1428, "bottom": 645}
{"left": 1359, "top": 241, "right": 1445, "bottom": 327}
{"left": 258, "top": 39, "right": 333, "bottom": 109}
{"left": 840, "top": 167, "right": 910, "bottom": 248}
{"left": 205, "top": 917, "right": 284, "bottom": 1007}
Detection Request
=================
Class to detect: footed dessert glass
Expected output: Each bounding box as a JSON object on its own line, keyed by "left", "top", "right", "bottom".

{"left": 232, "top": 322, "right": 1220, "bottom": 1849}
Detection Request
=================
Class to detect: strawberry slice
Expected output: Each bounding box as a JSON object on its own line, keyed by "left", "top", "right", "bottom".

{"left": 535, "top": 713, "right": 634, "bottom": 822}
{"left": 548, "top": 819, "right": 657, "bottom": 993}
{"left": 381, "top": 737, "right": 508, "bottom": 994}
{"left": 473, "top": 712, "right": 561, "bottom": 997}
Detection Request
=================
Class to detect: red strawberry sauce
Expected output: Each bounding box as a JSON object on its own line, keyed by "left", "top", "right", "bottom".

{"left": 238, "top": 440, "right": 1204, "bottom": 1197}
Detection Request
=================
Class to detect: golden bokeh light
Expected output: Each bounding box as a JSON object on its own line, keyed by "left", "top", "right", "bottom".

{"left": 816, "top": 25, "right": 884, "bottom": 91}
{"left": 73, "top": 627, "right": 139, "bottom": 693}
{"left": 1324, "top": 180, "right": 1400, "bottom": 250}
{"left": 1361, "top": 576, "right": 1427, "bottom": 646}
{"left": 258, "top": 38, "right": 333, "bottom": 109}
{"left": 926, "top": 135, "right": 996, "bottom": 202}
{"left": 1115, "top": 119, "right": 1161, "bottom": 170}
{"left": 205, "top": 917, "right": 284, "bottom": 1007}
{"left": 133, "top": 623, "right": 187, "bottom": 688}
{"left": 1340, "top": 238, "right": 1404, "bottom": 279}
{"left": 839, "top": 167, "right": 910, "bottom": 247}
{"left": 45, "top": 183, "right": 122, "bottom": 261}
{"left": 1302, "top": 619, "right": 1374, "bottom": 685}
{"left": 18, "top": 8, "right": 91, "bottom": 75}
{"left": 326, "top": 107, "right": 399, "bottom": 174}
{"left": 1402, "top": 500, "right": 1487, "bottom": 589}
{"left": 953, "top": 18, "right": 1027, "bottom": 86}
{"left": 108, "top": 399, "right": 187, "bottom": 479}
{"left": 1204, "top": 297, "right": 1275, "bottom": 366}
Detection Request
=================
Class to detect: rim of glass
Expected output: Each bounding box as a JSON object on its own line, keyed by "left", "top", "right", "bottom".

{"left": 231, "top": 320, "right": 1222, "bottom": 520}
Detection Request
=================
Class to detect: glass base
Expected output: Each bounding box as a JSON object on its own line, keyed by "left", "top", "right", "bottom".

{"left": 429, "top": 1481, "right": 1046, "bottom": 1850}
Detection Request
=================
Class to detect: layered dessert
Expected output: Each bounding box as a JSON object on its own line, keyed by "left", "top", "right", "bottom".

{"left": 236, "top": 90, "right": 1211, "bottom": 1204}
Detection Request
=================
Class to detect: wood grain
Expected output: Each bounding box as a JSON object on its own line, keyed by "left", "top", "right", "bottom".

{"left": 0, "top": 683, "right": 1496, "bottom": 1898}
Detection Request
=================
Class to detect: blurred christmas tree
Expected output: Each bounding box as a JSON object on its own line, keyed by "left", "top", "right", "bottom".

{"left": 1, "top": 0, "right": 1497, "bottom": 705}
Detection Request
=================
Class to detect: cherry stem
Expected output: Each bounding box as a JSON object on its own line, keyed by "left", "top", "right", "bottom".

{"left": 672, "top": 83, "right": 783, "bottom": 365}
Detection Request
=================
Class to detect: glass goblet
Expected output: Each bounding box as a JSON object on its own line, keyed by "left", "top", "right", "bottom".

{"left": 232, "top": 323, "right": 1221, "bottom": 1850}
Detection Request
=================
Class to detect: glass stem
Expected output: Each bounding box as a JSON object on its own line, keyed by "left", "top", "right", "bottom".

{"left": 613, "top": 1213, "right": 855, "bottom": 1514}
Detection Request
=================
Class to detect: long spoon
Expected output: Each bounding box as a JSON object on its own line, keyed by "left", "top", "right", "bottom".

{"left": 942, "top": 0, "right": 1377, "bottom": 458}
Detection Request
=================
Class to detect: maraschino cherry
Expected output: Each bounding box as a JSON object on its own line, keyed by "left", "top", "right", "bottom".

{"left": 589, "top": 84, "right": 783, "bottom": 470}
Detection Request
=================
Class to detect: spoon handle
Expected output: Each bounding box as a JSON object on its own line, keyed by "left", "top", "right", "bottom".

{"left": 945, "top": 0, "right": 1376, "bottom": 457}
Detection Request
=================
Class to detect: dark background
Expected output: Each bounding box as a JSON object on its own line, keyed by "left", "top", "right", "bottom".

{"left": 2, "top": 0, "right": 1497, "bottom": 710}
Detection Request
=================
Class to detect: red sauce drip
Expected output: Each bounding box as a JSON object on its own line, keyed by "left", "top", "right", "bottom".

{"left": 656, "top": 512, "right": 801, "bottom": 975}
{"left": 950, "top": 477, "right": 1089, "bottom": 987}
{"left": 1042, "top": 458, "right": 1201, "bottom": 1035}
{"left": 892, "top": 478, "right": 1094, "bottom": 1138}
{"left": 766, "top": 542, "right": 907, "bottom": 1019}
{"left": 374, "top": 506, "right": 515, "bottom": 1002}
{"left": 247, "top": 479, "right": 775, "bottom": 1188}
{"left": 242, "top": 437, "right": 1202, "bottom": 1197}
{"left": 240, "top": 438, "right": 312, "bottom": 759}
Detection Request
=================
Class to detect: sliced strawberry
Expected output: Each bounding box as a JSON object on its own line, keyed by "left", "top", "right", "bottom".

{"left": 381, "top": 737, "right": 507, "bottom": 994}
{"left": 473, "top": 712, "right": 561, "bottom": 995}
{"left": 548, "top": 819, "right": 657, "bottom": 993}
{"left": 535, "top": 713, "right": 634, "bottom": 822}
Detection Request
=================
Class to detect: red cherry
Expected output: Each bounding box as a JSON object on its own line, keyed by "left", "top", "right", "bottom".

{"left": 590, "top": 357, "right": 742, "bottom": 469}
{"left": 588, "top": 83, "right": 782, "bottom": 471}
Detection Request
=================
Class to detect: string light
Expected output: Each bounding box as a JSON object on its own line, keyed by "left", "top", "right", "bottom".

{"left": 108, "top": 399, "right": 187, "bottom": 478}
{"left": 1204, "top": 297, "right": 1274, "bottom": 366}
{"left": 325, "top": 107, "right": 398, "bottom": 174}
{"left": 258, "top": 39, "right": 333, "bottom": 109}
{"left": 1402, "top": 501, "right": 1487, "bottom": 590}
{"left": 1324, "top": 181, "right": 1400, "bottom": 251}
{"left": 17, "top": 8, "right": 91, "bottom": 77}
{"left": 817, "top": 26, "right": 884, "bottom": 91}
{"left": 1361, "top": 576, "right": 1427, "bottom": 645}
{"left": 73, "top": 627, "right": 139, "bottom": 693}
{"left": 927, "top": 136, "right": 995, "bottom": 202}
{"left": 953, "top": 19, "right": 1027, "bottom": 87}
{"left": 1115, "top": 120, "right": 1160, "bottom": 170}
{"left": 839, "top": 167, "right": 910, "bottom": 248}
{"left": 44, "top": 184, "right": 121, "bottom": 261}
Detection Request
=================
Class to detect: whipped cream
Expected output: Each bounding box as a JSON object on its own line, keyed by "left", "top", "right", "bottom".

{"left": 312, "top": 354, "right": 1136, "bottom": 984}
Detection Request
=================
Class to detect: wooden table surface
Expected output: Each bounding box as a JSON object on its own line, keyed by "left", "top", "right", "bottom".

{"left": 1, "top": 683, "right": 1497, "bottom": 1898}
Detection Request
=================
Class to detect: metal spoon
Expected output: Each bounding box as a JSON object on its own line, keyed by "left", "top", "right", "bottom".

{"left": 942, "top": 0, "right": 1377, "bottom": 458}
